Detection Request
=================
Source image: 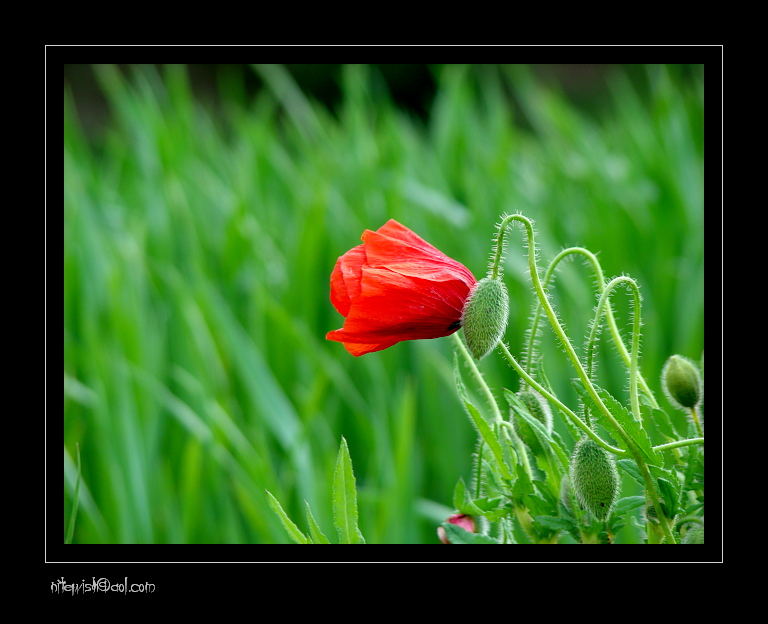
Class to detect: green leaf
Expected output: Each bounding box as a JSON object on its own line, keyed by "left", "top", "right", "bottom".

{"left": 265, "top": 490, "right": 309, "bottom": 544}
{"left": 657, "top": 477, "right": 680, "bottom": 518}
{"left": 533, "top": 515, "right": 576, "bottom": 533}
{"left": 452, "top": 477, "right": 467, "bottom": 511}
{"left": 613, "top": 496, "right": 646, "bottom": 516}
{"left": 440, "top": 523, "right": 501, "bottom": 544}
{"left": 454, "top": 355, "right": 514, "bottom": 480}
{"left": 505, "top": 389, "right": 569, "bottom": 473}
{"left": 452, "top": 477, "right": 485, "bottom": 516}
{"left": 617, "top": 459, "right": 644, "bottom": 487}
{"left": 305, "top": 501, "right": 331, "bottom": 544}
{"left": 640, "top": 403, "right": 676, "bottom": 441}
{"left": 332, "top": 437, "right": 365, "bottom": 544}
{"left": 574, "top": 382, "right": 660, "bottom": 465}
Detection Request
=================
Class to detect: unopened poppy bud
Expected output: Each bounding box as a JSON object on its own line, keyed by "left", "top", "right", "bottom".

{"left": 437, "top": 513, "right": 476, "bottom": 544}
{"left": 569, "top": 438, "right": 619, "bottom": 521}
{"left": 461, "top": 277, "right": 509, "bottom": 360}
{"left": 514, "top": 390, "right": 553, "bottom": 454}
{"left": 662, "top": 355, "right": 702, "bottom": 409}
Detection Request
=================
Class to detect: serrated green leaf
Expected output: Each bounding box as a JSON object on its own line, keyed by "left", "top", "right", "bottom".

{"left": 640, "top": 404, "right": 676, "bottom": 440}
{"left": 657, "top": 477, "right": 680, "bottom": 518}
{"left": 533, "top": 515, "right": 576, "bottom": 533}
{"left": 454, "top": 355, "right": 514, "bottom": 480}
{"left": 452, "top": 477, "right": 467, "bottom": 511}
{"left": 617, "top": 459, "right": 644, "bottom": 487}
{"left": 266, "top": 490, "right": 309, "bottom": 544}
{"left": 574, "top": 382, "right": 660, "bottom": 465}
{"left": 613, "top": 496, "right": 646, "bottom": 516}
{"left": 305, "top": 501, "right": 331, "bottom": 544}
{"left": 441, "top": 523, "right": 501, "bottom": 544}
{"left": 332, "top": 437, "right": 365, "bottom": 544}
{"left": 511, "top": 464, "right": 534, "bottom": 499}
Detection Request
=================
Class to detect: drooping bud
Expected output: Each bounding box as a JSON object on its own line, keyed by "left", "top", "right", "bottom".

{"left": 569, "top": 438, "right": 619, "bottom": 521}
{"left": 662, "top": 355, "right": 702, "bottom": 409}
{"left": 461, "top": 277, "right": 509, "bottom": 360}
{"left": 437, "top": 513, "right": 476, "bottom": 544}
{"left": 514, "top": 389, "right": 553, "bottom": 454}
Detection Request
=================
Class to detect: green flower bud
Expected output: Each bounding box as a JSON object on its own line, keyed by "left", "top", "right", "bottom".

{"left": 569, "top": 438, "right": 619, "bottom": 521}
{"left": 461, "top": 277, "right": 509, "bottom": 360}
{"left": 662, "top": 355, "right": 702, "bottom": 409}
{"left": 514, "top": 390, "right": 553, "bottom": 454}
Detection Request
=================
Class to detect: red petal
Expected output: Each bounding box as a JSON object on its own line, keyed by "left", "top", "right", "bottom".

{"left": 329, "top": 244, "right": 366, "bottom": 317}
{"left": 326, "top": 267, "right": 469, "bottom": 344}
{"left": 375, "top": 219, "right": 445, "bottom": 255}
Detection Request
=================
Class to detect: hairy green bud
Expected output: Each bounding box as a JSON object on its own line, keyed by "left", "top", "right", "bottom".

{"left": 461, "top": 277, "right": 509, "bottom": 360}
{"left": 514, "top": 390, "right": 553, "bottom": 454}
{"left": 662, "top": 354, "right": 702, "bottom": 409}
{"left": 569, "top": 438, "right": 619, "bottom": 521}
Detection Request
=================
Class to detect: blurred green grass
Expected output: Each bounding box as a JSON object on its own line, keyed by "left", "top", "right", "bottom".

{"left": 64, "top": 64, "right": 703, "bottom": 544}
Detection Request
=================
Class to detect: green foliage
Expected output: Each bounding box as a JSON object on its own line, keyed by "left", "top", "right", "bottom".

{"left": 332, "top": 437, "right": 365, "bottom": 544}
{"left": 266, "top": 491, "right": 310, "bottom": 544}
{"left": 267, "top": 437, "right": 365, "bottom": 544}
{"left": 461, "top": 277, "right": 510, "bottom": 360}
{"left": 681, "top": 521, "right": 704, "bottom": 544}
{"left": 63, "top": 63, "right": 703, "bottom": 544}
{"left": 440, "top": 522, "right": 501, "bottom": 544}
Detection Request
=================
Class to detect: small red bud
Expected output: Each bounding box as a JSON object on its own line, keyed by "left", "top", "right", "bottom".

{"left": 437, "top": 513, "right": 476, "bottom": 544}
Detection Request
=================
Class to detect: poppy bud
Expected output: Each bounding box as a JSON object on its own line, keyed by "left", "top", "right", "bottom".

{"left": 514, "top": 390, "right": 553, "bottom": 454}
{"left": 662, "top": 355, "right": 702, "bottom": 409}
{"left": 437, "top": 513, "right": 476, "bottom": 544}
{"left": 569, "top": 438, "right": 619, "bottom": 521}
{"left": 461, "top": 277, "right": 509, "bottom": 360}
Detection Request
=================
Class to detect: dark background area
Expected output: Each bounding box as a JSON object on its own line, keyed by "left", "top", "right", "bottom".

{"left": 64, "top": 63, "right": 702, "bottom": 135}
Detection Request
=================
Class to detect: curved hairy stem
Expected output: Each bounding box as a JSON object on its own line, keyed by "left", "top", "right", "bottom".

{"left": 653, "top": 437, "right": 704, "bottom": 452}
{"left": 525, "top": 247, "right": 658, "bottom": 408}
{"left": 585, "top": 276, "right": 643, "bottom": 424}
{"left": 451, "top": 332, "right": 503, "bottom": 423}
{"left": 493, "top": 214, "right": 676, "bottom": 543}
{"left": 497, "top": 342, "right": 625, "bottom": 456}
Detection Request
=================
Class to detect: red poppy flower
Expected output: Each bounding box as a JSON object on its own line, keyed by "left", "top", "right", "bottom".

{"left": 326, "top": 219, "right": 477, "bottom": 356}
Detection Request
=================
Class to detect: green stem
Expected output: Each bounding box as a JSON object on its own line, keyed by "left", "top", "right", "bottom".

{"left": 451, "top": 333, "right": 503, "bottom": 423}
{"left": 498, "top": 342, "right": 625, "bottom": 456}
{"left": 653, "top": 438, "right": 704, "bottom": 452}
{"left": 526, "top": 247, "right": 659, "bottom": 408}
{"left": 473, "top": 440, "right": 484, "bottom": 498}
{"left": 493, "top": 214, "right": 676, "bottom": 543}
{"left": 689, "top": 406, "right": 704, "bottom": 438}
{"left": 499, "top": 421, "right": 534, "bottom": 482}
{"left": 585, "top": 276, "right": 643, "bottom": 424}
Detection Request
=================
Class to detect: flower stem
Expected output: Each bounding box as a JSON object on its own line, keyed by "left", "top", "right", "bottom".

{"left": 689, "top": 406, "right": 704, "bottom": 438}
{"left": 653, "top": 437, "right": 704, "bottom": 452}
{"left": 526, "top": 247, "right": 659, "bottom": 408}
{"left": 497, "top": 342, "right": 625, "bottom": 456}
{"left": 451, "top": 332, "right": 503, "bottom": 423}
{"left": 493, "top": 214, "right": 676, "bottom": 543}
{"left": 585, "top": 276, "right": 643, "bottom": 424}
